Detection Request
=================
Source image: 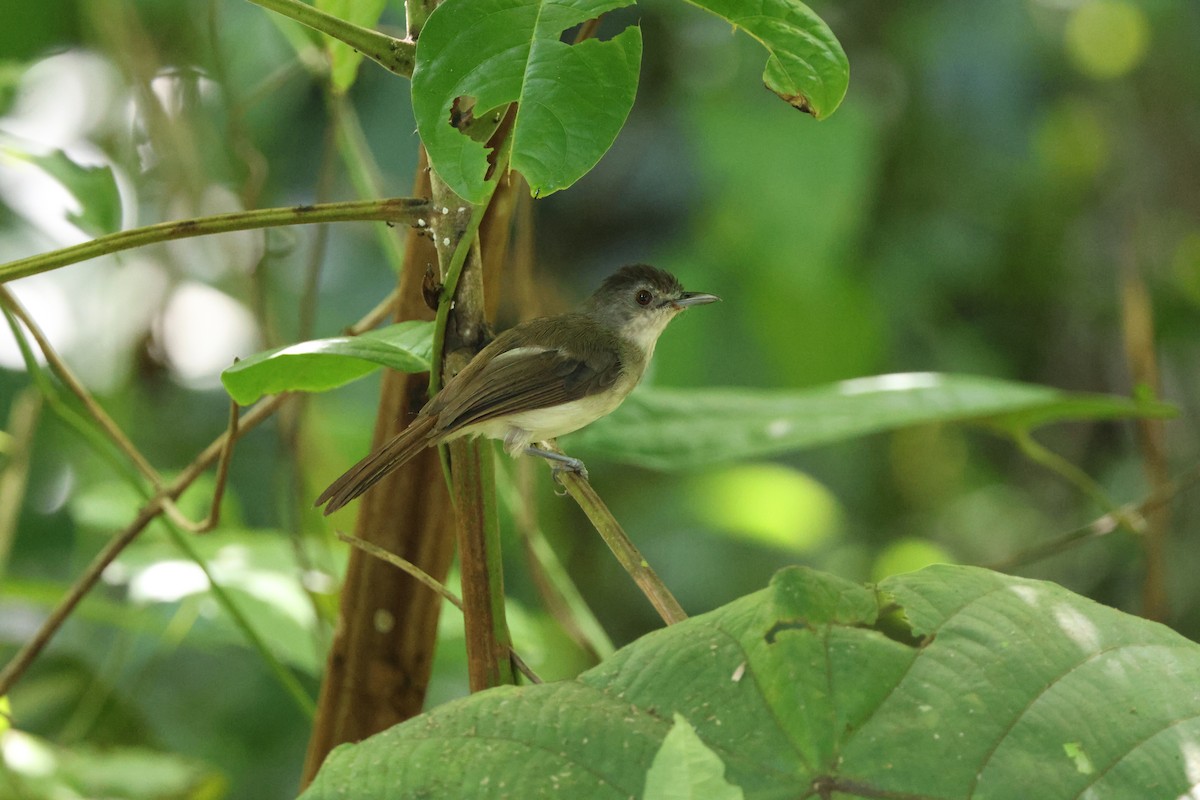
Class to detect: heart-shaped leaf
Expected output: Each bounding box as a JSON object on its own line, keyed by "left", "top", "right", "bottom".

{"left": 300, "top": 565, "right": 1200, "bottom": 799}
{"left": 411, "top": 0, "right": 642, "bottom": 203}
{"left": 685, "top": 0, "right": 849, "bottom": 118}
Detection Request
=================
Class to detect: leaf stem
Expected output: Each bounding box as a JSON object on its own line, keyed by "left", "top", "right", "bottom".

{"left": 0, "top": 198, "right": 430, "bottom": 284}
{"left": 1013, "top": 430, "right": 1139, "bottom": 533}
{"left": 246, "top": 0, "right": 416, "bottom": 78}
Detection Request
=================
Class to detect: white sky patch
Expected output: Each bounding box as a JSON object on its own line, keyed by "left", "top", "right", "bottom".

{"left": 1, "top": 731, "right": 56, "bottom": 777}
{"left": 128, "top": 559, "right": 210, "bottom": 603}
{"left": 0, "top": 50, "right": 127, "bottom": 242}
{"left": 165, "top": 185, "right": 264, "bottom": 280}
{"left": 2, "top": 51, "right": 120, "bottom": 147}
{"left": 160, "top": 281, "right": 260, "bottom": 389}
{"left": 0, "top": 276, "right": 75, "bottom": 370}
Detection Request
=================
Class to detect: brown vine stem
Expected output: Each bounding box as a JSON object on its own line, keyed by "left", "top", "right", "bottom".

{"left": 541, "top": 443, "right": 687, "bottom": 626}
{"left": 335, "top": 529, "right": 541, "bottom": 685}
{"left": 334, "top": 530, "right": 463, "bottom": 611}
{"left": 1120, "top": 258, "right": 1170, "bottom": 621}
{"left": 0, "top": 286, "right": 236, "bottom": 533}
{"left": 0, "top": 197, "right": 430, "bottom": 284}
{"left": 0, "top": 392, "right": 285, "bottom": 700}
{"left": 0, "top": 217, "right": 414, "bottom": 697}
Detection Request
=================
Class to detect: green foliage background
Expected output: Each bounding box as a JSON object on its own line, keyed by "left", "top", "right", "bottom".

{"left": 1, "top": 0, "right": 1199, "bottom": 797}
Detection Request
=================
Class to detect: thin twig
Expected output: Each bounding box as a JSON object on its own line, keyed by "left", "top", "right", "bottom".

{"left": 0, "top": 287, "right": 237, "bottom": 533}
{"left": 328, "top": 95, "right": 410, "bottom": 275}
{"left": 335, "top": 530, "right": 541, "bottom": 684}
{"left": 334, "top": 530, "right": 462, "bottom": 610}
{"left": 0, "top": 392, "right": 288, "bottom": 700}
{"left": 540, "top": 443, "right": 687, "bottom": 625}
{"left": 0, "top": 197, "right": 430, "bottom": 284}
{"left": 988, "top": 462, "right": 1200, "bottom": 571}
{"left": 1013, "top": 430, "right": 1137, "bottom": 531}
{"left": 347, "top": 289, "right": 401, "bottom": 335}
{"left": 0, "top": 286, "right": 159, "bottom": 481}
{"left": 0, "top": 389, "right": 40, "bottom": 576}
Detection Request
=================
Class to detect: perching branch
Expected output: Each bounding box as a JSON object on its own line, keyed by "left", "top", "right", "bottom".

{"left": 540, "top": 442, "right": 687, "bottom": 626}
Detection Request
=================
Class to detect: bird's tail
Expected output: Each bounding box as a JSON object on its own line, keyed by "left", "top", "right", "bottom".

{"left": 315, "top": 414, "right": 439, "bottom": 515}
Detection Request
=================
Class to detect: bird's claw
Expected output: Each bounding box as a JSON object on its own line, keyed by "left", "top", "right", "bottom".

{"left": 550, "top": 458, "right": 589, "bottom": 494}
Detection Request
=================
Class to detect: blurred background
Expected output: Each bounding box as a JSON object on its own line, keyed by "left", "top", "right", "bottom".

{"left": 1, "top": 0, "right": 1199, "bottom": 796}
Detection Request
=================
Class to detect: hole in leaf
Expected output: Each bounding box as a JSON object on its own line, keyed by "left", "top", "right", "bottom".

{"left": 449, "top": 96, "right": 510, "bottom": 144}
{"left": 872, "top": 603, "right": 932, "bottom": 649}
{"left": 764, "top": 619, "right": 810, "bottom": 644}
{"left": 448, "top": 94, "right": 477, "bottom": 131}
{"left": 559, "top": 12, "right": 635, "bottom": 44}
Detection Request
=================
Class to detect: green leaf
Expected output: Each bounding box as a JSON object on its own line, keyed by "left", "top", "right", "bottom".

{"left": 220, "top": 320, "right": 433, "bottom": 405}
{"left": 300, "top": 565, "right": 1200, "bottom": 799}
{"left": 566, "top": 372, "right": 1176, "bottom": 470}
{"left": 318, "top": 0, "right": 389, "bottom": 93}
{"left": 0, "top": 141, "right": 122, "bottom": 235}
{"left": 411, "top": 0, "right": 642, "bottom": 203}
{"left": 685, "top": 0, "right": 849, "bottom": 118}
{"left": 644, "top": 714, "right": 745, "bottom": 800}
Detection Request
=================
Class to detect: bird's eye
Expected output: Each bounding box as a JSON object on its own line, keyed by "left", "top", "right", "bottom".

{"left": 635, "top": 289, "right": 653, "bottom": 306}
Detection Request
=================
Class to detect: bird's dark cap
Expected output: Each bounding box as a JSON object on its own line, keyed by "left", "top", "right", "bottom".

{"left": 595, "top": 264, "right": 683, "bottom": 297}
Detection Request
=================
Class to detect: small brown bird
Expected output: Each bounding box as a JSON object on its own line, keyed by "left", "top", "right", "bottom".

{"left": 316, "top": 264, "right": 718, "bottom": 514}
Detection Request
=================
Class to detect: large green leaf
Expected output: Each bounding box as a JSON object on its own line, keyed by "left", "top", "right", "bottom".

{"left": 221, "top": 320, "right": 433, "bottom": 405}
{"left": 300, "top": 565, "right": 1200, "bottom": 799}
{"left": 566, "top": 372, "right": 1176, "bottom": 470}
{"left": 411, "top": 0, "right": 642, "bottom": 203}
{"left": 685, "top": 0, "right": 848, "bottom": 118}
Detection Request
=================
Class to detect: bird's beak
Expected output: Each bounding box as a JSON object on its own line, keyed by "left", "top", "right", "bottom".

{"left": 672, "top": 292, "right": 721, "bottom": 309}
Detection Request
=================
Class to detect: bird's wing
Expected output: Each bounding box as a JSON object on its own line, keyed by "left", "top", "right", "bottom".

{"left": 429, "top": 316, "right": 625, "bottom": 434}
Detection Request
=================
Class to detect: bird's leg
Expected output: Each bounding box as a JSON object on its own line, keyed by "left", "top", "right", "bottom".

{"left": 523, "top": 445, "right": 589, "bottom": 489}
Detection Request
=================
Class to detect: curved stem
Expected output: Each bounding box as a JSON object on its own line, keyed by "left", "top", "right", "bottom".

{"left": 0, "top": 198, "right": 430, "bottom": 283}
{"left": 1014, "top": 430, "right": 1141, "bottom": 533}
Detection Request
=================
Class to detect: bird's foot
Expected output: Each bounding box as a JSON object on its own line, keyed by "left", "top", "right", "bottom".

{"left": 524, "top": 445, "right": 589, "bottom": 493}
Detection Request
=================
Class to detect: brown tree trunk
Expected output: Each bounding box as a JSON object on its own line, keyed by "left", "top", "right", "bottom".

{"left": 301, "top": 156, "right": 455, "bottom": 785}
